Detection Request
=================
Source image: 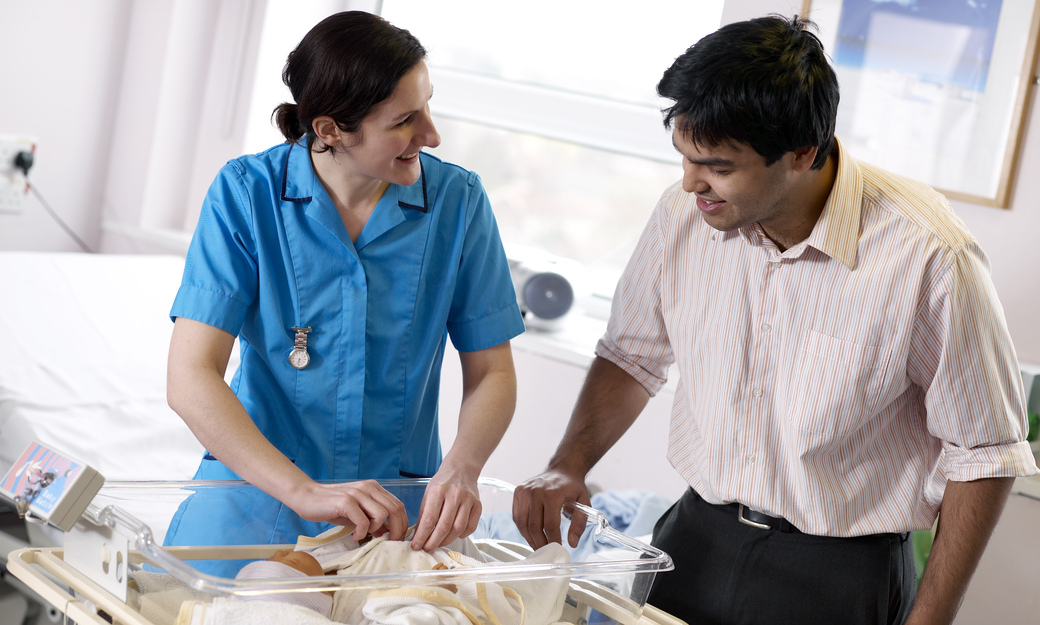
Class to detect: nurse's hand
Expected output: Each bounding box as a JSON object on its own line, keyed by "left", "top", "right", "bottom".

{"left": 512, "top": 468, "right": 590, "bottom": 549}
{"left": 294, "top": 480, "right": 410, "bottom": 543}
{"left": 410, "top": 465, "right": 481, "bottom": 551}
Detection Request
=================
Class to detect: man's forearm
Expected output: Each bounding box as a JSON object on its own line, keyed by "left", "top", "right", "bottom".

{"left": 546, "top": 356, "right": 652, "bottom": 476}
{"left": 906, "top": 476, "right": 1015, "bottom": 625}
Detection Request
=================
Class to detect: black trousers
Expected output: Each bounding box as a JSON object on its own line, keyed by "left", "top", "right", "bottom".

{"left": 648, "top": 488, "right": 916, "bottom": 625}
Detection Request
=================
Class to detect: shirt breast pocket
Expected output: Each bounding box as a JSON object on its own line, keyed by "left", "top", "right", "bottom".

{"left": 788, "top": 330, "right": 892, "bottom": 438}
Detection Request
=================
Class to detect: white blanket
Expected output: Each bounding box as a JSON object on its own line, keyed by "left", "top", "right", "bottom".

{"left": 177, "top": 597, "right": 334, "bottom": 625}
{"left": 174, "top": 534, "right": 572, "bottom": 625}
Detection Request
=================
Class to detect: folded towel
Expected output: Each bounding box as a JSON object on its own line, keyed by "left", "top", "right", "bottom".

{"left": 129, "top": 570, "right": 209, "bottom": 625}
{"left": 175, "top": 597, "right": 336, "bottom": 625}
{"left": 171, "top": 529, "right": 572, "bottom": 625}
{"left": 332, "top": 539, "right": 571, "bottom": 625}
{"left": 489, "top": 542, "right": 571, "bottom": 625}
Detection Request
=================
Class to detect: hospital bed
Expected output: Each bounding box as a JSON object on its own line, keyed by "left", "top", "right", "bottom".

{"left": 0, "top": 252, "right": 210, "bottom": 624}
{"left": 0, "top": 252, "right": 685, "bottom": 625}
{"left": 0, "top": 252, "right": 207, "bottom": 484}
{"left": 6, "top": 478, "right": 682, "bottom": 625}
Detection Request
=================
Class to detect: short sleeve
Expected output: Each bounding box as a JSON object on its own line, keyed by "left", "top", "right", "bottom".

{"left": 170, "top": 160, "right": 259, "bottom": 337}
{"left": 908, "top": 239, "right": 1038, "bottom": 480}
{"left": 595, "top": 195, "right": 675, "bottom": 396}
{"left": 446, "top": 177, "right": 525, "bottom": 352}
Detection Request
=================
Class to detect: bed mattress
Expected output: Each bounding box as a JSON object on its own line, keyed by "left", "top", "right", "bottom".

{"left": 0, "top": 252, "right": 206, "bottom": 491}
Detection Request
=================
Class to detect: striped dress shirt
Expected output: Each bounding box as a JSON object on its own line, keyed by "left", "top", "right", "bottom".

{"left": 597, "top": 138, "right": 1039, "bottom": 537}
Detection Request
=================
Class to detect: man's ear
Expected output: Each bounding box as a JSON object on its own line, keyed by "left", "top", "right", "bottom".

{"left": 790, "top": 145, "right": 820, "bottom": 173}
{"left": 311, "top": 116, "right": 344, "bottom": 148}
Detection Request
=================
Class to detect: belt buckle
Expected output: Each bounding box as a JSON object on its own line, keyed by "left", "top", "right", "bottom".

{"left": 738, "top": 504, "right": 771, "bottom": 530}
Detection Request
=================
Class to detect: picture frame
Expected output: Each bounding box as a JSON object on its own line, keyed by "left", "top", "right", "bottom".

{"left": 801, "top": 0, "right": 1040, "bottom": 207}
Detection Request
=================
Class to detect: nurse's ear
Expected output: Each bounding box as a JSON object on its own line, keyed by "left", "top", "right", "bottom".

{"left": 312, "top": 116, "right": 349, "bottom": 150}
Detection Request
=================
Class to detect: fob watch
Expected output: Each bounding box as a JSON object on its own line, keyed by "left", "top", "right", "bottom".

{"left": 288, "top": 326, "right": 312, "bottom": 370}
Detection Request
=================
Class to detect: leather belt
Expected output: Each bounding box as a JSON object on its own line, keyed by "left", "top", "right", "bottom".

{"left": 730, "top": 502, "right": 802, "bottom": 534}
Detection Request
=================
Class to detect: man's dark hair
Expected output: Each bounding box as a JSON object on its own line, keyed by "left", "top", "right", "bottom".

{"left": 658, "top": 14, "right": 839, "bottom": 170}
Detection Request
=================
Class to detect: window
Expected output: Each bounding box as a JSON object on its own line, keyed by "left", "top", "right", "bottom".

{"left": 379, "top": 1, "right": 723, "bottom": 297}
{"left": 243, "top": 1, "right": 724, "bottom": 299}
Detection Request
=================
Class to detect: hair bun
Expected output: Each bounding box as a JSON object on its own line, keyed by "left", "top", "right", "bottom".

{"left": 273, "top": 102, "right": 304, "bottom": 143}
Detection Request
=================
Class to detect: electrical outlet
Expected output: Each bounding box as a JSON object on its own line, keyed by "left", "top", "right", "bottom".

{"left": 0, "top": 135, "right": 36, "bottom": 214}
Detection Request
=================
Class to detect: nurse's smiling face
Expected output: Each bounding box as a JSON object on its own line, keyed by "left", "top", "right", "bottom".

{"left": 340, "top": 60, "right": 441, "bottom": 187}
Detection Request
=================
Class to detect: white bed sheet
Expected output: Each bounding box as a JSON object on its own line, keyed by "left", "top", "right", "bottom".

{"left": 0, "top": 252, "right": 206, "bottom": 487}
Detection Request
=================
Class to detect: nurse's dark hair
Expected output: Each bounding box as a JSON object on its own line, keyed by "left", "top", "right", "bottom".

{"left": 272, "top": 11, "right": 426, "bottom": 152}
{"left": 657, "top": 14, "right": 838, "bottom": 170}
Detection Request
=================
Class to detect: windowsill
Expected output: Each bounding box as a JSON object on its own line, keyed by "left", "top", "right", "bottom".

{"left": 512, "top": 310, "right": 679, "bottom": 394}
{"left": 512, "top": 311, "right": 606, "bottom": 369}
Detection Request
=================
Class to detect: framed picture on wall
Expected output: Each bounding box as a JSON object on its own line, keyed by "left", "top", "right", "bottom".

{"left": 802, "top": 0, "right": 1040, "bottom": 207}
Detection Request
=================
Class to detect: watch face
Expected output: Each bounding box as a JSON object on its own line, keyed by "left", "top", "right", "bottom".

{"left": 288, "top": 348, "right": 310, "bottom": 370}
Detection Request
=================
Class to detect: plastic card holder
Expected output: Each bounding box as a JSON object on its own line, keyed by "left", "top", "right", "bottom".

{"left": 0, "top": 440, "right": 105, "bottom": 531}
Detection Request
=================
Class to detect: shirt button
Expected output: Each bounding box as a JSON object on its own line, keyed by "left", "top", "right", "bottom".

{"left": 761, "top": 323, "right": 772, "bottom": 332}
{"left": 746, "top": 454, "right": 756, "bottom": 463}
{"left": 753, "top": 388, "right": 763, "bottom": 397}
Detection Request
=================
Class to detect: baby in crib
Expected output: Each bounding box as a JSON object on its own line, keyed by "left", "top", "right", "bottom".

{"left": 235, "top": 549, "right": 335, "bottom": 618}
{"left": 224, "top": 525, "right": 571, "bottom": 625}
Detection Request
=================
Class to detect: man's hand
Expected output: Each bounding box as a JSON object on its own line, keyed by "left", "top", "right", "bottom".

{"left": 290, "top": 479, "right": 410, "bottom": 543}
{"left": 511, "top": 358, "right": 649, "bottom": 550}
{"left": 410, "top": 466, "right": 482, "bottom": 551}
{"left": 512, "top": 468, "right": 591, "bottom": 549}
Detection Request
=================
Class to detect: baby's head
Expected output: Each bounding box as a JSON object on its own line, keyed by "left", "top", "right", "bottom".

{"left": 269, "top": 549, "right": 324, "bottom": 576}
{"left": 235, "top": 549, "right": 333, "bottom": 617}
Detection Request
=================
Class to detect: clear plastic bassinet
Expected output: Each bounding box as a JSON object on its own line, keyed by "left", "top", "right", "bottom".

{"left": 7, "top": 477, "right": 682, "bottom": 625}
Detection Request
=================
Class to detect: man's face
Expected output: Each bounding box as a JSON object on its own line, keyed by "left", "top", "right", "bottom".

{"left": 672, "top": 126, "right": 799, "bottom": 238}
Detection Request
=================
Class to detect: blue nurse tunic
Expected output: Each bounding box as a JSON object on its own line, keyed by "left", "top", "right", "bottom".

{"left": 162, "top": 141, "right": 525, "bottom": 572}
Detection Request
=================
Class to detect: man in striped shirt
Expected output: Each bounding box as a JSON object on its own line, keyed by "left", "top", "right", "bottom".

{"left": 512, "top": 14, "right": 1038, "bottom": 625}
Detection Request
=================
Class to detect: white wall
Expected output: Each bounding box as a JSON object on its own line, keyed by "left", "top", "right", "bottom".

{"left": 1, "top": 0, "right": 1039, "bottom": 496}
{"left": 0, "top": 0, "right": 131, "bottom": 252}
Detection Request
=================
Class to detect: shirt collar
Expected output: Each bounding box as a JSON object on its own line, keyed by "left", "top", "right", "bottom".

{"left": 803, "top": 137, "right": 861, "bottom": 270}
{"left": 280, "top": 138, "right": 430, "bottom": 214}
{"left": 281, "top": 140, "right": 314, "bottom": 202}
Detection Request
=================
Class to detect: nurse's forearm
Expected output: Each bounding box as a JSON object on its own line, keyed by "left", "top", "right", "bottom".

{"left": 168, "top": 318, "right": 409, "bottom": 538}
{"left": 444, "top": 342, "right": 518, "bottom": 476}
{"left": 167, "top": 318, "right": 311, "bottom": 502}
{"left": 172, "top": 374, "right": 309, "bottom": 495}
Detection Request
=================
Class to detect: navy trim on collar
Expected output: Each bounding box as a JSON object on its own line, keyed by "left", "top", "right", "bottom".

{"left": 397, "top": 159, "right": 429, "bottom": 213}
{"left": 281, "top": 141, "right": 429, "bottom": 212}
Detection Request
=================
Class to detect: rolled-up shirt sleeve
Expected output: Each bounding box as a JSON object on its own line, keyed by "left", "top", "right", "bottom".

{"left": 595, "top": 194, "right": 676, "bottom": 397}
{"left": 910, "top": 239, "right": 1038, "bottom": 481}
